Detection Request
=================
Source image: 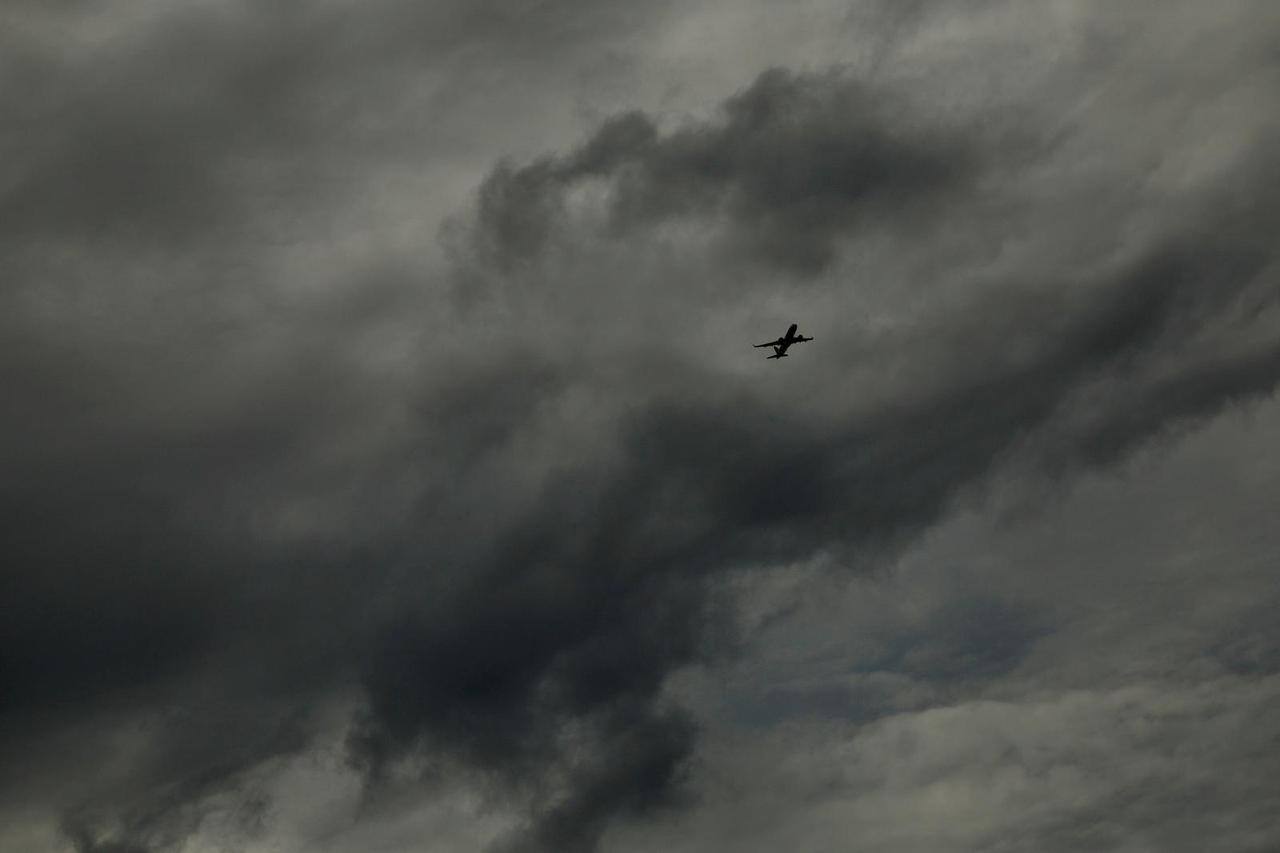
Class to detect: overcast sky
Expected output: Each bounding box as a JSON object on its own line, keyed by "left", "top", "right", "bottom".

{"left": 3, "top": 2, "right": 1279, "bottom": 852}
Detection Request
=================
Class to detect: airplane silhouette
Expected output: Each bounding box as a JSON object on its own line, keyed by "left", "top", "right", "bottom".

{"left": 754, "top": 323, "right": 813, "bottom": 359}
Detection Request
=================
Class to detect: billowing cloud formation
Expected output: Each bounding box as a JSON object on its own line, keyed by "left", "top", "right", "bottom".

{"left": 2, "top": 2, "right": 1279, "bottom": 852}
{"left": 469, "top": 67, "right": 971, "bottom": 274}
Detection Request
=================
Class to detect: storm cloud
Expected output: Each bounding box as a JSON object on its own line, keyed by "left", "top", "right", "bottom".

{"left": 3, "top": 2, "right": 1279, "bottom": 852}
{"left": 466, "top": 66, "right": 973, "bottom": 275}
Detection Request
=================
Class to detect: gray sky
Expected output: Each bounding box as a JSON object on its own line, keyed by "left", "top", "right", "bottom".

{"left": 3, "top": 2, "right": 1279, "bottom": 851}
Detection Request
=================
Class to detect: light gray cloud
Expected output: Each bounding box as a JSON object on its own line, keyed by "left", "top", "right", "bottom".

{"left": 618, "top": 673, "right": 1280, "bottom": 853}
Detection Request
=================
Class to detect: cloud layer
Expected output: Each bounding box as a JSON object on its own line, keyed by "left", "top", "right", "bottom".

{"left": 2, "top": 2, "right": 1278, "bottom": 851}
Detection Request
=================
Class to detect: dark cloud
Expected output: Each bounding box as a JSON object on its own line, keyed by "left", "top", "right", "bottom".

{"left": 466, "top": 67, "right": 971, "bottom": 277}
{"left": 349, "top": 115, "right": 1279, "bottom": 848}
{"left": 2, "top": 3, "right": 1279, "bottom": 853}
{"left": 362, "top": 54, "right": 1280, "bottom": 848}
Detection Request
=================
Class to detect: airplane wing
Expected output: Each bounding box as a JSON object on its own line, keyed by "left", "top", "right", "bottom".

{"left": 754, "top": 338, "right": 784, "bottom": 348}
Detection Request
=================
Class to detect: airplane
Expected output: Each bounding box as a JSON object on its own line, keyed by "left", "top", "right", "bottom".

{"left": 753, "top": 323, "right": 813, "bottom": 359}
